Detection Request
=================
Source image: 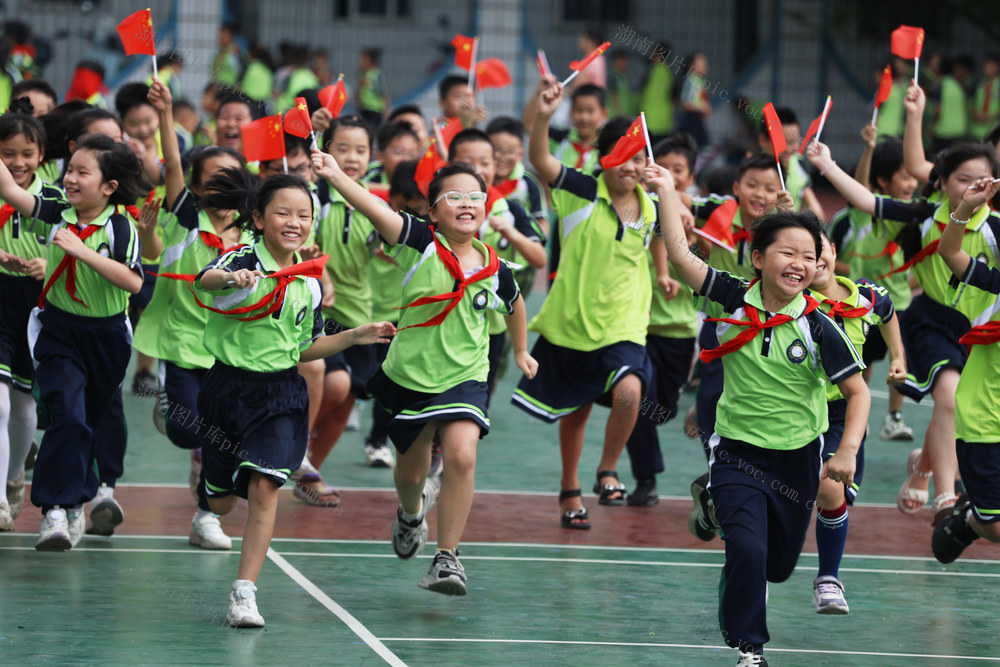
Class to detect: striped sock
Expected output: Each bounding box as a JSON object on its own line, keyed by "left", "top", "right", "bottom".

{"left": 816, "top": 501, "right": 849, "bottom": 578}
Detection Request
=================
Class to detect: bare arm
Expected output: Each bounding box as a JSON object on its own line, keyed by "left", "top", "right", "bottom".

{"left": 148, "top": 77, "right": 184, "bottom": 209}
{"left": 878, "top": 315, "right": 907, "bottom": 386}
{"left": 521, "top": 75, "right": 556, "bottom": 136}
{"left": 311, "top": 150, "right": 404, "bottom": 245}
{"left": 528, "top": 80, "right": 565, "bottom": 186}
{"left": 644, "top": 162, "right": 709, "bottom": 291}
{"left": 503, "top": 295, "right": 538, "bottom": 379}
{"left": 52, "top": 229, "right": 143, "bottom": 294}
{"left": 806, "top": 141, "right": 877, "bottom": 216}
{"left": 300, "top": 321, "right": 396, "bottom": 362}
{"left": 902, "top": 83, "right": 933, "bottom": 183}
{"left": 492, "top": 221, "right": 546, "bottom": 268}
{"left": 0, "top": 157, "right": 39, "bottom": 215}
{"left": 939, "top": 177, "right": 1000, "bottom": 276}
{"left": 801, "top": 186, "right": 827, "bottom": 223}
{"left": 854, "top": 123, "right": 878, "bottom": 188}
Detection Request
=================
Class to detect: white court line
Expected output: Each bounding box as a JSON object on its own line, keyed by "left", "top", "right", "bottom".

{"left": 870, "top": 388, "right": 934, "bottom": 406}
{"left": 376, "top": 638, "right": 1000, "bottom": 662}
{"left": 266, "top": 547, "right": 405, "bottom": 667}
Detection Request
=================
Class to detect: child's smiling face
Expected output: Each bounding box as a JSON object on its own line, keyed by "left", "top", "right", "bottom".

{"left": 428, "top": 172, "right": 486, "bottom": 240}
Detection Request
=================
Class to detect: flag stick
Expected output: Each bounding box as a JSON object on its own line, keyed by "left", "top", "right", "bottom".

{"left": 815, "top": 96, "right": 832, "bottom": 143}
{"left": 871, "top": 107, "right": 878, "bottom": 126}
{"left": 692, "top": 227, "right": 736, "bottom": 253}
{"left": 914, "top": 57, "right": 920, "bottom": 85}
{"left": 537, "top": 50, "right": 551, "bottom": 77}
{"left": 468, "top": 37, "right": 478, "bottom": 93}
{"left": 283, "top": 155, "right": 288, "bottom": 174}
{"left": 640, "top": 112, "right": 654, "bottom": 164}
{"left": 776, "top": 160, "right": 786, "bottom": 192}
{"left": 310, "top": 131, "right": 318, "bottom": 151}
{"left": 152, "top": 56, "right": 158, "bottom": 77}
{"left": 149, "top": 9, "right": 157, "bottom": 76}
{"left": 561, "top": 69, "right": 581, "bottom": 87}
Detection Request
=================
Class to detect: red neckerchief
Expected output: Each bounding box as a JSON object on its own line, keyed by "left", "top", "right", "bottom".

{"left": 0, "top": 203, "right": 16, "bottom": 230}
{"left": 571, "top": 141, "right": 591, "bottom": 169}
{"left": 960, "top": 321, "right": 1000, "bottom": 347}
{"left": 484, "top": 186, "right": 506, "bottom": 217}
{"left": 877, "top": 220, "right": 970, "bottom": 280}
{"left": 395, "top": 225, "right": 499, "bottom": 329}
{"left": 159, "top": 254, "right": 328, "bottom": 322}
{"left": 37, "top": 224, "right": 102, "bottom": 308}
{"left": 494, "top": 178, "right": 518, "bottom": 198}
{"left": 851, "top": 240, "right": 900, "bottom": 270}
{"left": 700, "top": 280, "right": 821, "bottom": 362}
{"left": 121, "top": 191, "right": 157, "bottom": 221}
{"left": 199, "top": 231, "right": 244, "bottom": 255}
{"left": 820, "top": 287, "right": 874, "bottom": 320}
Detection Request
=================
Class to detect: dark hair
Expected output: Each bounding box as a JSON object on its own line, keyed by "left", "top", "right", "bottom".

{"left": 447, "top": 128, "right": 493, "bottom": 161}
{"left": 595, "top": 116, "right": 636, "bottom": 160}
{"left": 284, "top": 134, "right": 311, "bottom": 158}
{"left": 114, "top": 82, "right": 154, "bottom": 119}
{"left": 11, "top": 79, "right": 58, "bottom": 107}
{"left": 199, "top": 167, "right": 313, "bottom": 234}
{"left": 748, "top": 211, "right": 823, "bottom": 278}
{"left": 40, "top": 106, "right": 122, "bottom": 160}
{"left": 737, "top": 153, "right": 779, "bottom": 180}
{"left": 571, "top": 84, "right": 606, "bottom": 108}
{"left": 215, "top": 95, "right": 253, "bottom": 120}
{"left": 172, "top": 99, "right": 196, "bottom": 115}
{"left": 759, "top": 106, "right": 798, "bottom": 136}
{"left": 376, "top": 121, "right": 419, "bottom": 152}
{"left": 486, "top": 116, "right": 525, "bottom": 140}
{"left": 653, "top": 132, "right": 698, "bottom": 172}
{"left": 869, "top": 138, "right": 905, "bottom": 191}
{"left": 322, "top": 115, "right": 372, "bottom": 152}
{"left": 439, "top": 75, "right": 469, "bottom": 101}
{"left": 156, "top": 52, "right": 183, "bottom": 69}
{"left": 362, "top": 47, "right": 381, "bottom": 65}
{"left": 954, "top": 54, "right": 975, "bottom": 73}
{"left": 0, "top": 109, "right": 46, "bottom": 151}
{"left": 427, "top": 162, "right": 486, "bottom": 206}
{"left": 987, "top": 123, "right": 1000, "bottom": 147}
{"left": 388, "top": 104, "right": 424, "bottom": 123}
{"left": 985, "top": 53, "right": 1000, "bottom": 66}
{"left": 389, "top": 160, "right": 422, "bottom": 201}
{"left": 580, "top": 26, "right": 603, "bottom": 45}
{"left": 189, "top": 146, "right": 246, "bottom": 189}
{"left": 72, "top": 135, "right": 146, "bottom": 206}
{"left": 698, "top": 164, "right": 738, "bottom": 196}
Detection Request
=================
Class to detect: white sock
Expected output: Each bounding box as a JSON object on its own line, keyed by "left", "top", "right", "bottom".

{"left": 8, "top": 389, "right": 36, "bottom": 481}
{"left": 233, "top": 578, "right": 256, "bottom": 593}
{"left": 0, "top": 383, "right": 11, "bottom": 504}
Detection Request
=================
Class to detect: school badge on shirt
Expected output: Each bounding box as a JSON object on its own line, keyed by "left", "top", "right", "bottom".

{"left": 472, "top": 289, "right": 489, "bottom": 310}
{"left": 786, "top": 338, "right": 807, "bottom": 364}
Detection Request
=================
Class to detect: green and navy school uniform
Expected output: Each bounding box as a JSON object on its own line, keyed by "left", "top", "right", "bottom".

{"left": 548, "top": 127, "right": 599, "bottom": 175}
{"left": 0, "top": 177, "right": 61, "bottom": 392}
{"left": 194, "top": 242, "right": 324, "bottom": 499}
{"left": 947, "top": 257, "right": 1000, "bottom": 523}
{"left": 513, "top": 165, "right": 655, "bottom": 422}
{"left": 24, "top": 197, "right": 142, "bottom": 513}
{"left": 496, "top": 162, "right": 548, "bottom": 297}
{"left": 697, "top": 268, "right": 864, "bottom": 654}
{"left": 874, "top": 194, "right": 1000, "bottom": 400}
{"left": 785, "top": 153, "right": 812, "bottom": 213}
{"left": 366, "top": 213, "right": 520, "bottom": 454}
{"left": 812, "top": 276, "right": 895, "bottom": 503}
{"left": 971, "top": 75, "right": 1000, "bottom": 140}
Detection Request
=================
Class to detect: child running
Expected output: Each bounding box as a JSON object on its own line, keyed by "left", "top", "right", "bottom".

{"left": 191, "top": 167, "right": 393, "bottom": 626}
{"left": 311, "top": 150, "right": 536, "bottom": 595}
{"left": 648, "top": 159, "right": 870, "bottom": 666}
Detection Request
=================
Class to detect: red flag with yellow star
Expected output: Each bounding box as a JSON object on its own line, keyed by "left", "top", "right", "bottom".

{"left": 283, "top": 97, "right": 313, "bottom": 139}
{"left": 319, "top": 78, "right": 348, "bottom": 118}
{"left": 475, "top": 58, "right": 512, "bottom": 89}
{"left": 600, "top": 115, "right": 645, "bottom": 169}
{"left": 891, "top": 25, "right": 925, "bottom": 61}
{"left": 415, "top": 139, "right": 446, "bottom": 198}
{"left": 117, "top": 9, "right": 156, "bottom": 56}
{"left": 762, "top": 103, "right": 787, "bottom": 157}
{"left": 241, "top": 116, "right": 286, "bottom": 163}
{"left": 452, "top": 34, "right": 476, "bottom": 70}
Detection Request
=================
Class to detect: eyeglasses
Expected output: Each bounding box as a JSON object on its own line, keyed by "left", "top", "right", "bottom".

{"left": 433, "top": 190, "right": 487, "bottom": 207}
{"left": 494, "top": 149, "right": 520, "bottom": 159}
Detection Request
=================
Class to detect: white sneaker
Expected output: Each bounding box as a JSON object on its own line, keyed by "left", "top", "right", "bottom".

{"left": 880, "top": 413, "right": 915, "bottom": 441}
{"left": 189, "top": 510, "right": 233, "bottom": 550}
{"left": 36, "top": 507, "right": 72, "bottom": 551}
{"left": 0, "top": 502, "right": 13, "bottom": 531}
{"left": 226, "top": 580, "right": 265, "bottom": 628}
{"left": 422, "top": 475, "right": 441, "bottom": 516}
{"left": 346, "top": 400, "right": 364, "bottom": 431}
{"left": 67, "top": 506, "right": 85, "bottom": 547}
{"left": 6, "top": 473, "right": 25, "bottom": 519}
{"left": 812, "top": 575, "right": 849, "bottom": 614}
{"left": 736, "top": 650, "right": 767, "bottom": 666}
{"left": 86, "top": 484, "right": 124, "bottom": 536}
{"left": 364, "top": 440, "right": 395, "bottom": 468}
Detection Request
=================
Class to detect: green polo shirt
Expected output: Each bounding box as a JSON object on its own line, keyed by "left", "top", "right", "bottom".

{"left": 971, "top": 76, "right": 1000, "bottom": 140}
{"left": 877, "top": 81, "right": 908, "bottom": 139}
{"left": 0, "top": 177, "right": 61, "bottom": 275}
{"left": 315, "top": 182, "right": 379, "bottom": 328}
{"left": 640, "top": 64, "right": 674, "bottom": 135}
{"left": 481, "top": 196, "right": 544, "bottom": 335}
{"left": 278, "top": 67, "right": 320, "bottom": 113}
{"left": 367, "top": 249, "right": 404, "bottom": 322}
{"left": 934, "top": 75, "right": 969, "bottom": 139}
{"left": 382, "top": 213, "right": 520, "bottom": 393}
{"left": 359, "top": 68, "right": 388, "bottom": 113}
{"left": 812, "top": 276, "right": 895, "bottom": 401}
{"left": 133, "top": 188, "right": 253, "bottom": 369}
{"left": 548, "top": 127, "right": 599, "bottom": 175}
{"left": 829, "top": 205, "right": 912, "bottom": 310}
{"left": 28, "top": 199, "right": 142, "bottom": 317}
{"left": 698, "top": 268, "right": 865, "bottom": 449}
{"left": 648, "top": 255, "right": 698, "bottom": 338}
{"left": 785, "top": 153, "right": 812, "bottom": 212}
{"left": 692, "top": 194, "right": 756, "bottom": 281}
{"left": 195, "top": 242, "right": 324, "bottom": 373}
{"left": 531, "top": 166, "right": 655, "bottom": 351}
{"left": 950, "top": 258, "right": 1000, "bottom": 443}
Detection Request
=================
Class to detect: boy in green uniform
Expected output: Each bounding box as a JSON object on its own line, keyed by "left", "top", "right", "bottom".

{"left": 357, "top": 47, "right": 390, "bottom": 130}
{"left": 970, "top": 54, "right": 1000, "bottom": 141}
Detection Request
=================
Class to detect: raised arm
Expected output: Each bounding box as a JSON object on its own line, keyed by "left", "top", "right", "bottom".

{"left": 806, "top": 141, "right": 877, "bottom": 216}
{"left": 939, "top": 177, "right": 1000, "bottom": 276}
{"left": 311, "top": 149, "right": 404, "bottom": 245}
{"left": 902, "top": 83, "right": 933, "bottom": 183}
{"left": 644, "top": 162, "right": 709, "bottom": 291}
{"left": 148, "top": 76, "right": 184, "bottom": 209}
{"left": 0, "top": 157, "right": 39, "bottom": 216}
{"left": 853, "top": 123, "right": 878, "bottom": 188}
{"left": 528, "top": 80, "right": 565, "bottom": 186}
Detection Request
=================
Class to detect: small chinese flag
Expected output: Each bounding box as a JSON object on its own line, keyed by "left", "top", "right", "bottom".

{"left": 697, "top": 198, "right": 740, "bottom": 252}
{"left": 537, "top": 50, "right": 552, "bottom": 78}
{"left": 798, "top": 97, "right": 833, "bottom": 155}
{"left": 439, "top": 117, "right": 463, "bottom": 151}
{"left": 600, "top": 115, "right": 645, "bottom": 169}
{"left": 452, "top": 34, "right": 476, "bottom": 70}
{"left": 117, "top": 9, "right": 156, "bottom": 56}
{"left": 875, "top": 65, "right": 893, "bottom": 108}
{"left": 65, "top": 64, "right": 106, "bottom": 103}
{"left": 319, "top": 78, "right": 348, "bottom": 118}
{"left": 415, "top": 139, "right": 446, "bottom": 198}
{"left": 762, "top": 103, "right": 787, "bottom": 157}
{"left": 241, "top": 116, "right": 286, "bottom": 163}
{"left": 891, "top": 25, "right": 925, "bottom": 61}
{"left": 475, "top": 58, "right": 512, "bottom": 89}
{"left": 570, "top": 41, "right": 611, "bottom": 72}
{"left": 284, "top": 97, "right": 313, "bottom": 139}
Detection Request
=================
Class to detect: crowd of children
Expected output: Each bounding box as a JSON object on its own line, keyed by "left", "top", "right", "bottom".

{"left": 3, "top": 17, "right": 1000, "bottom": 666}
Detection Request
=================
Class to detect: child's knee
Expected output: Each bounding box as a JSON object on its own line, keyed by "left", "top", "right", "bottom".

{"left": 208, "top": 494, "right": 237, "bottom": 515}
{"left": 611, "top": 375, "right": 642, "bottom": 406}
{"left": 976, "top": 520, "right": 1000, "bottom": 542}
{"left": 815, "top": 477, "right": 845, "bottom": 509}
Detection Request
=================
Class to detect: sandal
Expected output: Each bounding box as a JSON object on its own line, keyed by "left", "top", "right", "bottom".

{"left": 559, "top": 489, "right": 591, "bottom": 530}
{"left": 593, "top": 470, "right": 627, "bottom": 506}
{"left": 896, "top": 449, "right": 931, "bottom": 515}
{"left": 931, "top": 492, "right": 958, "bottom": 527}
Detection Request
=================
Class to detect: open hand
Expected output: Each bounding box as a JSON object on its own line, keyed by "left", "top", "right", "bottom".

{"left": 351, "top": 321, "right": 396, "bottom": 345}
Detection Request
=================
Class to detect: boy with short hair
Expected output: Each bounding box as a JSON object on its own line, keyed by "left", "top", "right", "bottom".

{"left": 486, "top": 116, "right": 549, "bottom": 235}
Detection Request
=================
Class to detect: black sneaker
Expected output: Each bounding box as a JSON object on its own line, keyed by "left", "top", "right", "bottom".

{"left": 132, "top": 369, "right": 158, "bottom": 396}
{"left": 932, "top": 495, "right": 979, "bottom": 564}
{"left": 418, "top": 549, "right": 467, "bottom": 595}
{"left": 627, "top": 477, "right": 659, "bottom": 507}
{"left": 689, "top": 472, "right": 719, "bottom": 541}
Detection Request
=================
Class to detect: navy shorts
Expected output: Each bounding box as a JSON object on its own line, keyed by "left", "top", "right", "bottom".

{"left": 956, "top": 440, "right": 1000, "bottom": 524}
{"left": 646, "top": 334, "right": 695, "bottom": 424}
{"left": 820, "top": 398, "right": 866, "bottom": 504}
{"left": 197, "top": 362, "right": 308, "bottom": 499}
{"left": 512, "top": 336, "right": 651, "bottom": 422}
{"left": 862, "top": 319, "right": 889, "bottom": 365}
{"left": 0, "top": 274, "right": 42, "bottom": 392}
{"left": 158, "top": 362, "right": 209, "bottom": 450}
{"left": 324, "top": 319, "right": 379, "bottom": 398}
{"left": 367, "top": 368, "right": 489, "bottom": 455}
{"left": 897, "top": 295, "right": 969, "bottom": 401}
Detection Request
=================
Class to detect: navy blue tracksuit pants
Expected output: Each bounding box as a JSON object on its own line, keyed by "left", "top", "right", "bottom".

{"left": 29, "top": 306, "right": 131, "bottom": 513}
{"left": 708, "top": 435, "right": 823, "bottom": 654}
